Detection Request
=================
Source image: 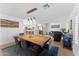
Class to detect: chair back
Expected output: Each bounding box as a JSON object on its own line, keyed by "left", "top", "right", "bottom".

{"left": 14, "top": 36, "right": 19, "bottom": 44}
{"left": 19, "top": 33, "right": 24, "bottom": 36}
{"left": 53, "top": 31, "right": 62, "bottom": 41}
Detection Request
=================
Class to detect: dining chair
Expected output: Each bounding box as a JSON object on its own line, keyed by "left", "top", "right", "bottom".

{"left": 14, "top": 36, "right": 21, "bottom": 47}
{"left": 43, "top": 38, "right": 52, "bottom": 50}
{"left": 20, "top": 40, "right": 28, "bottom": 49}
{"left": 14, "top": 36, "right": 22, "bottom": 55}
{"left": 53, "top": 31, "right": 62, "bottom": 42}
{"left": 32, "top": 45, "right": 43, "bottom": 55}
{"left": 26, "top": 41, "right": 34, "bottom": 48}
{"left": 43, "top": 44, "right": 49, "bottom": 50}
{"left": 19, "top": 33, "right": 24, "bottom": 36}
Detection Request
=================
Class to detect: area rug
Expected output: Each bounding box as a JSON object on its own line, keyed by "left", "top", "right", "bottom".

{"left": 39, "top": 46, "right": 59, "bottom": 56}
{"left": 2, "top": 45, "right": 59, "bottom": 56}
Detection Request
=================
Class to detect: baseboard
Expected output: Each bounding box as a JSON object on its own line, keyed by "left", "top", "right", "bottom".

{"left": 0, "top": 41, "right": 15, "bottom": 49}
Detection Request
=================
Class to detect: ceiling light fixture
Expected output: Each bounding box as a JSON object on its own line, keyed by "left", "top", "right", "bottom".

{"left": 26, "top": 8, "right": 37, "bottom": 14}
{"left": 43, "top": 3, "right": 50, "bottom": 8}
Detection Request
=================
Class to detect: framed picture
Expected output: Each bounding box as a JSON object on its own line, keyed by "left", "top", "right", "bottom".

{"left": 51, "top": 24, "right": 60, "bottom": 28}
{"left": 0, "top": 19, "right": 19, "bottom": 28}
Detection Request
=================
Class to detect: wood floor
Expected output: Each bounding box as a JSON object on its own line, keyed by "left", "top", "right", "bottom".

{"left": 0, "top": 41, "right": 74, "bottom": 56}
{"left": 53, "top": 41, "right": 74, "bottom": 56}
{"left": 0, "top": 49, "right": 3, "bottom": 56}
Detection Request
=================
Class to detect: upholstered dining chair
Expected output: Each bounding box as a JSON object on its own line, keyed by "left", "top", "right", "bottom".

{"left": 53, "top": 31, "right": 62, "bottom": 41}
{"left": 14, "top": 36, "right": 22, "bottom": 55}
{"left": 43, "top": 39, "right": 52, "bottom": 50}
{"left": 14, "top": 36, "right": 21, "bottom": 47}
{"left": 19, "top": 33, "right": 24, "bottom": 36}
{"left": 20, "top": 40, "right": 28, "bottom": 49}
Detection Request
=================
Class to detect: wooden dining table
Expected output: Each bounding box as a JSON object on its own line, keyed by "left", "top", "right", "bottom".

{"left": 17, "top": 34, "right": 51, "bottom": 47}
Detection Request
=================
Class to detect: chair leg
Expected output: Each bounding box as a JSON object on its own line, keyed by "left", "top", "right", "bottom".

{"left": 20, "top": 40, "right": 27, "bottom": 49}
{"left": 14, "top": 44, "right": 22, "bottom": 56}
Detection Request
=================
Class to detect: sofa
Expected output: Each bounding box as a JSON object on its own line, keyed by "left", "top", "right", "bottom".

{"left": 63, "top": 33, "right": 73, "bottom": 50}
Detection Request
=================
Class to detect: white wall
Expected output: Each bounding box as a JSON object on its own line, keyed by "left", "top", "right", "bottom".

{"left": 0, "top": 14, "right": 24, "bottom": 45}
{"left": 48, "top": 22, "right": 65, "bottom": 32}
{"left": 72, "top": 16, "right": 79, "bottom": 56}
{"left": 68, "top": 4, "right": 79, "bottom": 56}
{"left": 42, "top": 17, "right": 67, "bottom": 34}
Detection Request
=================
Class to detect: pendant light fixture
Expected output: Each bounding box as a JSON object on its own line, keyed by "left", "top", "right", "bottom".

{"left": 27, "top": 16, "right": 36, "bottom": 28}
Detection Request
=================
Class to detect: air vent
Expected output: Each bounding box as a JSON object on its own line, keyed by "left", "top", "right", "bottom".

{"left": 26, "top": 8, "right": 37, "bottom": 14}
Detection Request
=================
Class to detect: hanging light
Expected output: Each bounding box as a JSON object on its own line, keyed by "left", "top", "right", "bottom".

{"left": 26, "top": 16, "right": 36, "bottom": 28}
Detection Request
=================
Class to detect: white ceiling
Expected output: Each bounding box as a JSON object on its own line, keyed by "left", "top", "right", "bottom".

{"left": 0, "top": 3, "right": 76, "bottom": 23}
